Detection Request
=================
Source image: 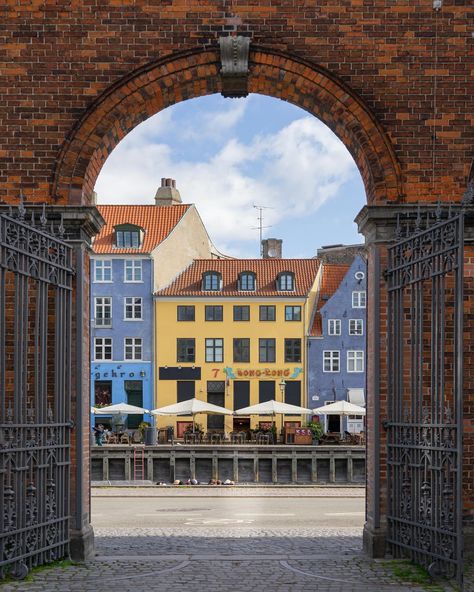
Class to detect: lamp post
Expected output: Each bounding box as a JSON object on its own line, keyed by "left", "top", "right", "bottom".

{"left": 279, "top": 380, "right": 286, "bottom": 441}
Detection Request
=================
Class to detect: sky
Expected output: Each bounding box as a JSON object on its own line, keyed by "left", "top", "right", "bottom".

{"left": 94, "top": 94, "right": 366, "bottom": 258}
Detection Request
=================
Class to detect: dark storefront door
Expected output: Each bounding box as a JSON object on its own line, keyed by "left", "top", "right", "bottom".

{"left": 207, "top": 381, "right": 225, "bottom": 430}
{"left": 125, "top": 380, "right": 143, "bottom": 429}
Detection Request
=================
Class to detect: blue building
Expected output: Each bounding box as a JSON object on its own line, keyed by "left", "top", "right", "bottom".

{"left": 307, "top": 254, "right": 367, "bottom": 434}
{"left": 90, "top": 179, "right": 222, "bottom": 430}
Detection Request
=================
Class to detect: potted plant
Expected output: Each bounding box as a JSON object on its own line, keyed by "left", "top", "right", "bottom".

{"left": 307, "top": 421, "right": 324, "bottom": 445}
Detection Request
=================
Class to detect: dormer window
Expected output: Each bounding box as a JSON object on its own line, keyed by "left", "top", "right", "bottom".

{"left": 202, "top": 271, "right": 221, "bottom": 291}
{"left": 114, "top": 224, "right": 143, "bottom": 248}
{"left": 277, "top": 272, "right": 295, "bottom": 291}
{"left": 239, "top": 272, "right": 256, "bottom": 291}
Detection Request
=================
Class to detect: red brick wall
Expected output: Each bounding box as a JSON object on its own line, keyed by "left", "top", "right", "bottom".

{"left": 0, "top": 1, "right": 472, "bottom": 206}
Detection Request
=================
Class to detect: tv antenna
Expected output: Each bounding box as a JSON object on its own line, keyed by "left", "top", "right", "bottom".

{"left": 251, "top": 204, "right": 273, "bottom": 257}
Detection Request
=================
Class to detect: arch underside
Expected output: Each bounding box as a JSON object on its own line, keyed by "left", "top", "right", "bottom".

{"left": 53, "top": 47, "right": 403, "bottom": 206}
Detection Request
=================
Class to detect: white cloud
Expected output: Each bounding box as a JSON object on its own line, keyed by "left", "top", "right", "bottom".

{"left": 95, "top": 105, "right": 357, "bottom": 257}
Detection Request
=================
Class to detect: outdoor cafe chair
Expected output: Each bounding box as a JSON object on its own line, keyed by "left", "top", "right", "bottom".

{"left": 256, "top": 432, "right": 271, "bottom": 445}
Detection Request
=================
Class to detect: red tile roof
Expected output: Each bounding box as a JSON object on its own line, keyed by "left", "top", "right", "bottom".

{"left": 92, "top": 204, "right": 191, "bottom": 254}
{"left": 309, "top": 263, "right": 351, "bottom": 336}
{"left": 156, "top": 259, "right": 321, "bottom": 297}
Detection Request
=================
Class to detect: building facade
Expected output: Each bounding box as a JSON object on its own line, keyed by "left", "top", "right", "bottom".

{"left": 154, "top": 258, "right": 320, "bottom": 437}
{"left": 307, "top": 255, "right": 367, "bottom": 433}
{"left": 90, "top": 180, "right": 222, "bottom": 429}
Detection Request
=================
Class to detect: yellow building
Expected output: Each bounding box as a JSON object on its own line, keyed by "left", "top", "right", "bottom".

{"left": 154, "top": 257, "right": 321, "bottom": 437}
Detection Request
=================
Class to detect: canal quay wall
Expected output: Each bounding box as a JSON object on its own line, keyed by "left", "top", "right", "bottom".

{"left": 91, "top": 445, "right": 365, "bottom": 485}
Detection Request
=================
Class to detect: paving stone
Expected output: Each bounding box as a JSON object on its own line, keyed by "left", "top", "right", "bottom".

{"left": 2, "top": 525, "right": 466, "bottom": 592}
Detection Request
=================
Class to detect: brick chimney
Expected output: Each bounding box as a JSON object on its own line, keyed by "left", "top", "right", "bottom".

{"left": 154, "top": 178, "right": 182, "bottom": 206}
{"left": 262, "top": 238, "right": 282, "bottom": 259}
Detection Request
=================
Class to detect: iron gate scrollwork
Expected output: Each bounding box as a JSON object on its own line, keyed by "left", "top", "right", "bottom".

{"left": 386, "top": 206, "right": 464, "bottom": 586}
{"left": 0, "top": 204, "right": 74, "bottom": 579}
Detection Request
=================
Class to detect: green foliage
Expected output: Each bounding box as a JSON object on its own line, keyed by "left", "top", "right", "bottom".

{"left": 138, "top": 421, "right": 151, "bottom": 436}
{"left": 307, "top": 421, "right": 324, "bottom": 440}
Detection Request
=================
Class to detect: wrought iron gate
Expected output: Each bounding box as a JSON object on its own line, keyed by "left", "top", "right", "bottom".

{"left": 0, "top": 204, "right": 74, "bottom": 579}
{"left": 386, "top": 207, "right": 464, "bottom": 586}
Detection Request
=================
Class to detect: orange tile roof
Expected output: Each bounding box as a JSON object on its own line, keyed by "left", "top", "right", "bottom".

{"left": 309, "top": 263, "right": 351, "bottom": 336}
{"left": 92, "top": 204, "right": 191, "bottom": 254}
{"left": 156, "top": 259, "right": 321, "bottom": 297}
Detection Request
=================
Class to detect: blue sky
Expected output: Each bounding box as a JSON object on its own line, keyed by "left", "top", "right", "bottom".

{"left": 94, "top": 94, "right": 366, "bottom": 258}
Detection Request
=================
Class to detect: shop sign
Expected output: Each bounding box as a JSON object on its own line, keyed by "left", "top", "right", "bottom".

{"left": 93, "top": 369, "right": 147, "bottom": 379}
{"left": 221, "top": 367, "right": 303, "bottom": 379}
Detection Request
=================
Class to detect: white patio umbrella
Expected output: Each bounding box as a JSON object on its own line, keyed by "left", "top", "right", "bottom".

{"left": 93, "top": 402, "right": 150, "bottom": 415}
{"left": 312, "top": 400, "right": 366, "bottom": 436}
{"left": 235, "top": 400, "right": 312, "bottom": 436}
{"left": 151, "top": 397, "right": 233, "bottom": 433}
{"left": 235, "top": 400, "right": 312, "bottom": 416}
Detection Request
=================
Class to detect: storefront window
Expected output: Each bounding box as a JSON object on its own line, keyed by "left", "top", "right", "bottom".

{"left": 94, "top": 381, "right": 112, "bottom": 407}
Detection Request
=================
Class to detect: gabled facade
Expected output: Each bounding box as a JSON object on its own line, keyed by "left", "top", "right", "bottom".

{"left": 307, "top": 255, "right": 367, "bottom": 433}
{"left": 154, "top": 258, "right": 320, "bottom": 436}
{"left": 90, "top": 181, "right": 222, "bottom": 430}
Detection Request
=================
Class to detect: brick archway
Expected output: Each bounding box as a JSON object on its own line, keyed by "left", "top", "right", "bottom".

{"left": 52, "top": 45, "right": 403, "bottom": 206}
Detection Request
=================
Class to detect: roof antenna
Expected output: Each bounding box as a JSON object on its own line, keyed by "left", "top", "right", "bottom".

{"left": 251, "top": 204, "right": 273, "bottom": 258}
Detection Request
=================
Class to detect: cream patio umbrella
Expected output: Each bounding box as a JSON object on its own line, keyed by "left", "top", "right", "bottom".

{"left": 92, "top": 402, "right": 150, "bottom": 415}
{"left": 312, "top": 400, "right": 366, "bottom": 436}
{"left": 151, "top": 397, "right": 233, "bottom": 433}
{"left": 235, "top": 400, "right": 313, "bottom": 438}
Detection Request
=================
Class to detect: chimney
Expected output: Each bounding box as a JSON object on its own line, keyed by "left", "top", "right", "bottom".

{"left": 154, "top": 178, "right": 182, "bottom": 206}
{"left": 262, "top": 238, "right": 282, "bottom": 259}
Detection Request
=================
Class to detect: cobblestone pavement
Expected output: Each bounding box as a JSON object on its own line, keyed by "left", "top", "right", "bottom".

{"left": 1, "top": 526, "right": 464, "bottom": 592}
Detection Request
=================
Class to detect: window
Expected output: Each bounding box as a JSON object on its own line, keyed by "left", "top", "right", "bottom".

{"left": 328, "top": 319, "right": 341, "bottom": 335}
{"left": 202, "top": 271, "right": 221, "bottom": 291}
{"left": 94, "top": 381, "right": 112, "bottom": 407}
{"left": 284, "top": 338, "right": 301, "bottom": 363}
{"left": 205, "top": 338, "right": 223, "bottom": 362}
{"left": 284, "top": 381, "right": 301, "bottom": 407}
{"left": 278, "top": 272, "right": 294, "bottom": 291}
{"left": 205, "top": 305, "right": 223, "bottom": 321}
{"left": 94, "top": 297, "right": 112, "bottom": 327}
{"left": 94, "top": 260, "right": 112, "bottom": 282}
{"left": 259, "top": 305, "right": 276, "bottom": 321}
{"left": 124, "top": 260, "right": 142, "bottom": 282}
{"left": 323, "top": 350, "right": 340, "bottom": 372}
{"left": 239, "top": 272, "right": 256, "bottom": 291}
{"left": 124, "top": 337, "right": 142, "bottom": 360}
{"left": 115, "top": 225, "right": 141, "bottom": 248}
{"left": 347, "top": 350, "right": 364, "bottom": 372}
{"left": 233, "top": 338, "right": 250, "bottom": 363}
{"left": 177, "top": 381, "right": 195, "bottom": 403}
{"left": 259, "top": 380, "right": 275, "bottom": 403}
{"left": 177, "top": 338, "right": 195, "bottom": 363}
{"left": 349, "top": 319, "right": 364, "bottom": 335}
{"left": 124, "top": 297, "right": 142, "bottom": 320}
{"left": 234, "top": 381, "right": 250, "bottom": 410}
{"left": 259, "top": 338, "right": 276, "bottom": 363}
{"left": 285, "top": 306, "right": 301, "bottom": 321}
{"left": 177, "top": 305, "right": 195, "bottom": 321}
{"left": 352, "top": 291, "right": 366, "bottom": 308}
{"left": 233, "top": 305, "right": 250, "bottom": 321}
{"left": 94, "top": 337, "right": 112, "bottom": 361}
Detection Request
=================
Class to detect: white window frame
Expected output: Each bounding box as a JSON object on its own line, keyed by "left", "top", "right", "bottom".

{"left": 328, "top": 319, "right": 341, "bottom": 335}
{"left": 349, "top": 319, "right": 364, "bottom": 335}
{"left": 352, "top": 291, "right": 366, "bottom": 308}
{"left": 124, "top": 297, "right": 143, "bottom": 321}
{"left": 347, "top": 350, "right": 364, "bottom": 373}
{"left": 124, "top": 259, "right": 143, "bottom": 283}
{"left": 205, "top": 338, "right": 224, "bottom": 363}
{"left": 124, "top": 337, "right": 142, "bottom": 360}
{"left": 94, "top": 260, "right": 112, "bottom": 283}
{"left": 94, "top": 296, "right": 112, "bottom": 327}
{"left": 94, "top": 337, "right": 112, "bottom": 361}
{"left": 323, "top": 350, "right": 340, "bottom": 373}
